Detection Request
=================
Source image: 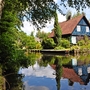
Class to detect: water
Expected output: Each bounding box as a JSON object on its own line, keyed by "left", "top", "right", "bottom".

{"left": 2, "top": 53, "right": 90, "bottom": 90}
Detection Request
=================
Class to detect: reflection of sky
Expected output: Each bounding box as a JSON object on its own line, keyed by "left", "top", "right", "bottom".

{"left": 23, "top": 81, "right": 50, "bottom": 90}
{"left": 19, "top": 62, "right": 55, "bottom": 78}
{"left": 19, "top": 61, "right": 90, "bottom": 90}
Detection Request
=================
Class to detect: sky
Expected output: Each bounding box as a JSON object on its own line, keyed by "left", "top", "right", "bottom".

{"left": 21, "top": 0, "right": 90, "bottom": 36}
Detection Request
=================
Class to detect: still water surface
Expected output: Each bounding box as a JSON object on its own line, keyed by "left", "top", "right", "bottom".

{"left": 4, "top": 53, "right": 90, "bottom": 90}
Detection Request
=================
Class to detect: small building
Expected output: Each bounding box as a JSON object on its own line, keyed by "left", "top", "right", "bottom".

{"left": 49, "top": 15, "right": 90, "bottom": 44}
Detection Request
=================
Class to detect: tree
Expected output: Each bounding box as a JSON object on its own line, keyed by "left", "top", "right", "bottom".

{"left": 1, "top": 0, "right": 90, "bottom": 72}
{"left": 0, "top": 0, "right": 59, "bottom": 28}
{"left": 63, "top": 0, "right": 90, "bottom": 11}
{"left": 66, "top": 10, "right": 72, "bottom": 20}
{"left": 54, "top": 11, "right": 62, "bottom": 46}
{"left": 36, "top": 30, "right": 49, "bottom": 39}
{"left": 72, "top": 11, "right": 86, "bottom": 18}
{"left": 0, "top": 7, "right": 20, "bottom": 62}
{"left": 1, "top": 0, "right": 90, "bottom": 28}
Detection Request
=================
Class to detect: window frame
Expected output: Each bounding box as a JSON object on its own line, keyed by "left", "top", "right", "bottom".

{"left": 86, "top": 26, "right": 89, "bottom": 32}
{"left": 77, "top": 25, "right": 81, "bottom": 32}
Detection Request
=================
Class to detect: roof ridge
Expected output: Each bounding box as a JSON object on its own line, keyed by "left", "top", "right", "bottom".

{"left": 59, "top": 15, "right": 84, "bottom": 24}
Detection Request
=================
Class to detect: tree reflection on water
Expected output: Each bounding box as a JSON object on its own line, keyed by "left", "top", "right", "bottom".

{"left": 54, "top": 56, "right": 62, "bottom": 90}
{"left": 1, "top": 52, "right": 90, "bottom": 90}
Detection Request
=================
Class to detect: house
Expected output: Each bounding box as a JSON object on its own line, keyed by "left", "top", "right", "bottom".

{"left": 49, "top": 15, "right": 90, "bottom": 44}
{"left": 51, "top": 65, "right": 84, "bottom": 85}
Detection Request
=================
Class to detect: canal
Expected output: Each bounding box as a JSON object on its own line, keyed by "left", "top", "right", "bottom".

{"left": 1, "top": 52, "right": 90, "bottom": 90}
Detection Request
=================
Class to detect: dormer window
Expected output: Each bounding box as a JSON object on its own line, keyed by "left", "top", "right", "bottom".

{"left": 77, "top": 25, "right": 81, "bottom": 32}
{"left": 86, "top": 26, "right": 89, "bottom": 32}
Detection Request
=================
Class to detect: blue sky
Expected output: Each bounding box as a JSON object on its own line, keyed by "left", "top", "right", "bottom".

{"left": 21, "top": 0, "right": 90, "bottom": 36}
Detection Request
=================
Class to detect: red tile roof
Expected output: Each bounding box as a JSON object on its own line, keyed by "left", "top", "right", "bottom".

{"left": 62, "top": 67, "right": 84, "bottom": 85}
{"left": 49, "top": 15, "right": 84, "bottom": 37}
{"left": 51, "top": 65, "right": 84, "bottom": 85}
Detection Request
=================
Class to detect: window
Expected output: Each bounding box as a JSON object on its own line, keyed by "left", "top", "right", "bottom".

{"left": 71, "top": 36, "right": 76, "bottom": 44}
{"left": 78, "top": 68, "right": 82, "bottom": 76}
{"left": 77, "top": 25, "right": 81, "bottom": 32}
{"left": 87, "top": 67, "right": 90, "bottom": 73}
{"left": 86, "top": 26, "right": 89, "bottom": 32}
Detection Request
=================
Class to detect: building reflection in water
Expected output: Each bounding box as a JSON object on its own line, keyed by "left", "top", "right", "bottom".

{"left": 52, "top": 55, "right": 90, "bottom": 90}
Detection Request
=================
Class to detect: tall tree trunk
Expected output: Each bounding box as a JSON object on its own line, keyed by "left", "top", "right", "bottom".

{"left": 0, "top": 0, "right": 4, "bottom": 19}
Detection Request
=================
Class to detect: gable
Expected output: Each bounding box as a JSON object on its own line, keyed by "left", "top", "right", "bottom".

{"left": 49, "top": 15, "right": 90, "bottom": 38}
{"left": 72, "top": 17, "right": 90, "bottom": 36}
{"left": 78, "top": 18, "right": 87, "bottom": 25}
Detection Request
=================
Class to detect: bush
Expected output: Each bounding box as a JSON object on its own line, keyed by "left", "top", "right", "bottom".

{"left": 61, "top": 39, "right": 70, "bottom": 48}
{"left": 54, "top": 45, "right": 65, "bottom": 50}
{"left": 71, "top": 45, "right": 80, "bottom": 50}
{"left": 36, "top": 43, "right": 42, "bottom": 49}
{"left": 77, "top": 40, "right": 85, "bottom": 46}
{"left": 41, "top": 38, "right": 56, "bottom": 49}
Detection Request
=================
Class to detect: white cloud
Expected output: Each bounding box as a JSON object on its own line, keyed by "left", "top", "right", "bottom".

{"left": 21, "top": 21, "right": 37, "bottom": 35}
{"left": 23, "top": 82, "right": 49, "bottom": 90}
{"left": 41, "top": 13, "right": 66, "bottom": 33}
{"left": 54, "top": 0, "right": 58, "bottom": 3}
{"left": 20, "top": 61, "right": 55, "bottom": 79}
{"left": 58, "top": 13, "right": 66, "bottom": 22}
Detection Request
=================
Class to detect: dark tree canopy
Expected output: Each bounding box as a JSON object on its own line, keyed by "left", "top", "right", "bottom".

{"left": 1, "top": 0, "right": 90, "bottom": 28}
{"left": 1, "top": 0, "right": 58, "bottom": 28}
{"left": 61, "top": 0, "right": 90, "bottom": 10}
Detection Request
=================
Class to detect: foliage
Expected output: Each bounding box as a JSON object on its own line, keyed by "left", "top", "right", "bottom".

{"left": 54, "top": 46, "right": 65, "bottom": 50}
{"left": 26, "top": 36, "right": 36, "bottom": 49}
{"left": 25, "top": 53, "right": 38, "bottom": 66}
{"left": 78, "top": 54, "right": 90, "bottom": 64}
{"left": 41, "top": 38, "right": 56, "bottom": 49}
{"left": 77, "top": 39, "right": 85, "bottom": 46}
{"left": 71, "top": 45, "right": 80, "bottom": 50}
{"left": 0, "top": 52, "right": 41, "bottom": 90}
{"left": 36, "top": 43, "right": 42, "bottom": 49}
{"left": 54, "top": 39, "right": 70, "bottom": 49}
{"left": 36, "top": 30, "right": 49, "bottom": 39}
{"left": 1, "top": 0, "right": 60, "bottom": 28}
{"left": 0, "top": 9, "right": 19, "bottom": 63}
{"left": 1, "top": 0, "right": 90, "bottom": 28}
{"left": 54, "top": 12, "right": 62, "bottom": 46}
{"left": 39, "top": 55, "right": 55, "bottom": 67}
{"left": 62, "top": 56, "right": 72, "bottom": 65}
{"left": 14, "top": 31, "right": 42, "bottom": 49}
{"left": 0, "top": 75, "right": 4, "bottom": 90}
{"left": 72, "top": 12, "right": 85, "bottom": 18}
{"left": 54, "top": 56, "right": 62, "bottom": 90}
{"left": 61, "top": 39, "right": 70, "bottom": 48}
{"left": 77, "top": 35, "right": 90, "bottom": 52}
{"left": 63, "top": 0, "right": 90, "bottom": 11}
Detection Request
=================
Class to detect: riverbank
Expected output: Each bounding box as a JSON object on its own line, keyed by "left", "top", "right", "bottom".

{"left": 29, "top": 49, "right": 74, "bottom": 54}
{"left": 28, "top": 49, "right": 90, "bottom": 55}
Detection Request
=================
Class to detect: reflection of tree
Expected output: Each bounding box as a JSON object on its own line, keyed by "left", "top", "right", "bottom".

{"left": 78, "top": 54, "right": 90, "bottom": 64}
{"left": 1, "top": 52, "right": 40, "bottom": 90}
{"left": 5, "top": 74, "right": 23, "bottom": 90}
{"left": 54, "top": 56, "right": 62, "bottom": 90}
{"left": 38, "top": 55, "right": 55, "bottom": 67}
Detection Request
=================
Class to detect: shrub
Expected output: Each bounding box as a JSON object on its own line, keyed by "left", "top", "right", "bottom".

{"left": 77, "top": 40, "right": 85, "bottom": 46}
{"left": 71, "top": 45, "right": 80, "bottom": 50}
{"left": 61, "top": 39, "right": 70, "bottom": 48}
{"left": 36, "top": 43, "right": 42, "bottom": 49}
{"left": 54, "top": 45, "right": 65, "bottom": 50}
{"left": 41, "top": 38, "right": 56, "bottom": 49}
